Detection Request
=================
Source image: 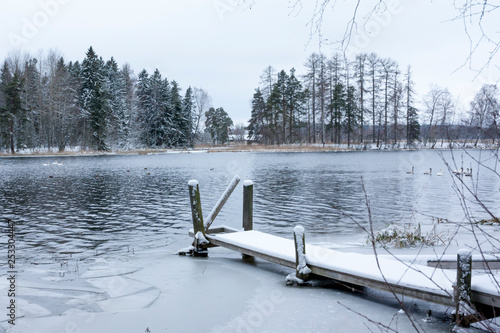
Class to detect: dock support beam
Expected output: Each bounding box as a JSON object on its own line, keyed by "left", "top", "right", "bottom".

{"left": 205, "top": 175, "right": 240, "bottom": 232}
{"left": 188, "top": 180, "right": 208, "bottom": 257}
{"left": 455, "top": 249, "right": 474, "bottom": 327}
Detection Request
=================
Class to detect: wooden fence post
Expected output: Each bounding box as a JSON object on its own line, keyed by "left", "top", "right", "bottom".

{"left": 456, "top": 249, "right": 474, "bottom": 327}
{"left": 188, "top": 180, "right": 208, "bottom": 257}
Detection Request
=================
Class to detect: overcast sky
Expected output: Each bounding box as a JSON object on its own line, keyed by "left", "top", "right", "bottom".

{"left": 1, "top": 0, "right": 499, "bottom": 125}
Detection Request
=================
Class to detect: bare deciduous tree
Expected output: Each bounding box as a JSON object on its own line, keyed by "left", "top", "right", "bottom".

{"left": 192, "top": 87, "right": 212, "bottom": 144}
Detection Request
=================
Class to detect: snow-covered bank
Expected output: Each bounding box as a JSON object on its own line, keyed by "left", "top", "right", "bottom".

{"left": 1, "top": 142, "right": 498, "bottom": 158}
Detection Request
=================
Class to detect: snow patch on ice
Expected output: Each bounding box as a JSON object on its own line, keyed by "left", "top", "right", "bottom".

{"left": 176, "top": 245, "right": 195, "bottom": 255}
{"left": 286, "top": 273, "right": 307, "bottom": 286}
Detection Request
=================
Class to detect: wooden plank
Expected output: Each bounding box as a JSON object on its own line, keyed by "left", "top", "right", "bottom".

{"left": 189, "top": 225, "right": 239, "bottom": 237}
{"left": 205, "top": 230, "right": 500, "bottom": 309}
{"left": 207, "top": 234, "right": 296, "bottom": 269}
{"left": 428, "top": 259, "right": 500, "bottom": 270}
{"left": 207, "top": 232, "right": 453, "bottom": 305}
{"left": 308, "top": 264, "right": 455, "bottom": 307}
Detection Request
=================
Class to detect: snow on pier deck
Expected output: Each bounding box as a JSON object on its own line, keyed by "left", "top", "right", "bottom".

{"left": 206, "top": 228, "right": 500, "bottom": 309}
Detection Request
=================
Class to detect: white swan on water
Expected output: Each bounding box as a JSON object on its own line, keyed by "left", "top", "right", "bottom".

{"left": 436, "top": 169, "right": 443, "bottom": 176}
{"left": 423, "top": 168, "right": 432, "bottom": 175}
{"left": 406, "top": 166, "right": 414, "bottom": 174}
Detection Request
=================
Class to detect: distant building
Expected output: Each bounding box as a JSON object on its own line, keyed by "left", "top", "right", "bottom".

{"left": 228, "top": 130, "right": 261, "bottom": 144}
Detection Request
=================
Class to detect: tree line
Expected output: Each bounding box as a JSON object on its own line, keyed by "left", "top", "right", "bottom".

{"left": 247, "top": 53, "right": 499, "bottom": 148}
{"left": 0, "top": 47, "right": 233, "bottom": 153}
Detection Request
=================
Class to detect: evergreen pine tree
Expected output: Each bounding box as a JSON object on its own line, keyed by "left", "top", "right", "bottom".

{"left": 344, "top": 85, "right": 358, "bottom": 147}
{"left": 104, "top": 57, "right": 127, "bottom": 148}
{"left": 285, "top": 68, "right": 305, "bottom": 144}
{"left": 0, "top": 61, "right": 12, "bottom": 150}
{"left": 405, "top": 66, "right": 420, "bottom": 147}
{"left": 182, "top": 87, "right": 194, "bottom": 147}
{"left": 205, "top": 107, "right": 233, "bottom": 144}
{"left": 332, "top": 83, "right": 346, "bottom": 144}
{"left": 22, "top": 58, "right": 41, "bottom": 148}
{"left": 170, "top": 80, "right": 185, "bottom": 147}
{"left": 248, "top": 88, "right": 266, "bottom": 143}
{"left": 121, "top": 63, "right": 135, "bottom": 149}
{"left": 81, "top": 46, "right": 109, "bottom": 151}
{"left": 1, "top": 71, "right": 26, "bottom": 153}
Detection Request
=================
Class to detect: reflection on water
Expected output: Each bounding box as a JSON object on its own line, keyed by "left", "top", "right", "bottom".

{"left": 1, "top": 150, "right": 499, "bottom": 262}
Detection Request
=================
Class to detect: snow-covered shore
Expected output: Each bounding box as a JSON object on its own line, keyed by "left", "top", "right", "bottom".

{"left": 1, "top": 142, "right": 498, "bottom": 158}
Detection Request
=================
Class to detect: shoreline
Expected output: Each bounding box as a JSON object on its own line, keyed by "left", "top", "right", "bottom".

{"left": 1, "top": 143, "right": 498, "bottom": 158}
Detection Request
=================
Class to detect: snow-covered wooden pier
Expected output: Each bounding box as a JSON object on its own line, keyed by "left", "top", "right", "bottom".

{"left": 180, "top": 177, "right": 500, "bottom": 327}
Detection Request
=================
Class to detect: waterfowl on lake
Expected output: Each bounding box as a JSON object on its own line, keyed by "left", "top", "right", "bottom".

{"left": 453, "top": 167, "right": 463, "bottom": 175}
{"left": 436, "top": 169, "right": 443, "bottom": 176}
{"left": 406, "top": 166, "right": 414, "bottom": 174}
{"left": 464, "top": 168, "right": 472, "bottom": 177}
{"left": 423, "top": 168, "right": 432, "bottom": 175}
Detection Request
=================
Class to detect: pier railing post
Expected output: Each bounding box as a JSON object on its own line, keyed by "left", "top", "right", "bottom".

{"left": 243, "top": 180, "right": 253, "bottom": 231}
{"left": 455, "top": 249, "right": 474, "bottom": 327}
{"left": 188, "top": 180, "right": 208, "bottom": 257}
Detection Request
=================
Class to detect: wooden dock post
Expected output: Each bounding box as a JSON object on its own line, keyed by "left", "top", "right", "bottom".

{"left": 243, "top": 180, "right": 253, "bottom": 231}
{"left": 242, "top": 180, "right": 254, "bottom": 260}
{"left": 188, "top": 180, "right": 208, "bottom": 257}
{"left": 455, "top": 249, "right": 474, "bottom": 327}
{"left": 286, "top": 225, "right": 311, "bottom": 285}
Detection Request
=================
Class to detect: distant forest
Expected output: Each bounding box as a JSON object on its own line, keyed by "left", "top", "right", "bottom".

{"left": 0, "top": 48, "right": 498, "bottom": 153}
{"left": 248, "top": 53, "right": 500, "bottom": 148}
{"left": 0, "top": 47, "right": 232, "bottom": 153}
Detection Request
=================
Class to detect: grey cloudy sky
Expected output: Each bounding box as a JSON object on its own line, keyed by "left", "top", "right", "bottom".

{"left": 1, "top": 0, "right": 499, "bottom": 125}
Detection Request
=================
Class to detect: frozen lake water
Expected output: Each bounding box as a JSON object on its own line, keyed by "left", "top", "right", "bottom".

{"left": 0, "top": 149, "right": 499, "bottom": 332}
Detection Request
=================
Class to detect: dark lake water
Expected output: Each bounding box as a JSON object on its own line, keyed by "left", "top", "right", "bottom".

{"left": 1, "top": 149, "right": 499, "bottom": 264}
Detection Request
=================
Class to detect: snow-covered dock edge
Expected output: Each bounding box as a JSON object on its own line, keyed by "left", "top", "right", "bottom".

{"left": 178, "top": 177, "right": 500, "bottom": 329}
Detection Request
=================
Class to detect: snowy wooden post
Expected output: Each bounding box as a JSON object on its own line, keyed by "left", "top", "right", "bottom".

{"left": 242, "top": 180, "right": 254, "bottom": 260}
{"left": 243, "top": 180, "right": 253, "bottom": 231}
{"left": 188, "top": 180, "right": 208, "bottom": 257}
{"left": 455, "top": 249, "right": 474, "bottom": 327}
{"left": 290, "top": 225, "right": 311, "bottom": 283}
